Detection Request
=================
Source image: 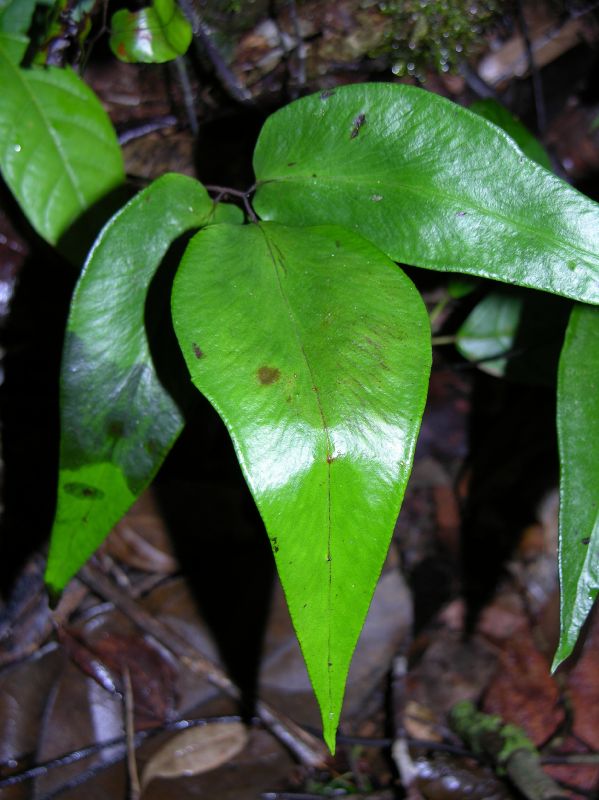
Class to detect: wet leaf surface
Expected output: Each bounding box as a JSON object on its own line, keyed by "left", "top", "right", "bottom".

{"left": 173, "top": 221, "right": 431, "bottom": 750}
{"left": 0, "top": 42, "right": 124, "bottom": 244}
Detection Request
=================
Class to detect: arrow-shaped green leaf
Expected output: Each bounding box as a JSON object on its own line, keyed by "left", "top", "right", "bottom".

{"left": 172, "top": 222, "right": 431, "bottom": 751}
{"left": 45, "top": 174, "right": 242, "bottom": 592}
{"left": 254, "top": 84, "right": 599, "bottom": 305}
{"left": 0, "top": 45, "right": 124, "bottom": 245}
{"left": 553, "top": 303, "right": 599, "bottom": 669}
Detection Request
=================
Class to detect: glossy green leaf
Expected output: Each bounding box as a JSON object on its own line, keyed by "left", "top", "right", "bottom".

{"left": 456, "top": 291, "right": 523, "bottom": 377}
{"left": 553, "top": 303, "right": 599, "bottom": 669}
{"left": 44, "top": 175, "right": 240, "bottom": 593}
{"left": 253, "top": 84, "right": 599, "bottom": 305}
{"left": 0, "top": 50, "right": 124, "bottom": 244}
{"left": 172, "top": 222, "right": 431, "bottom": 751}
{"left": 469, "top": 99, "right": 552, "bottom": 171}
{"left": 109, "top": 0, "right": 192, "bottom": 63}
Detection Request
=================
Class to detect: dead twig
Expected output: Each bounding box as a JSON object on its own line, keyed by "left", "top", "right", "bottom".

{"left": 123, "top": 668, "right": 140, "bottom": 800}
{"left": 77, "top": 564, "right": 328, "bottom": 768}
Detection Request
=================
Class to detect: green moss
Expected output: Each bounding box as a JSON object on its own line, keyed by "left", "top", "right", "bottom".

{"left": 372, "top": 0, "right": 501, "bottom": 79}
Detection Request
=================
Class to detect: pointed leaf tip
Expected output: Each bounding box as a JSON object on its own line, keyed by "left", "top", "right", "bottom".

{"left": 172, "top": 222, "right": 431, "bottom": 741}
{"left": 556, "top": 303, "right": 599, "bottom": 665}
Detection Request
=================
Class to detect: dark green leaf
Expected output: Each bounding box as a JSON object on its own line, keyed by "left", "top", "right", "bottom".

{"left": 109, "top": 0, "right": 192, "bottom": 63}
{"left": 172, "top": 222, "right": 431, "bottom": 751}
{"left": 469, "top": 99, "right": 552, "bottom": 171}
{"left": 44, "top": 175, "right": 237, "bottom": 592}
{"left": 447, "top": 277, "right": 478, "bottom": 299}
{"left": 253, "top": 84, "right": 599, "bottom": 304}
{"left": 0, "top": 0, "right": 42, "bottom": 34}
{"left": 0, "top": 47, "right": 124, "bottom": 244}
{"left": 553, "top": 303, "right": 599, "bottom": 669}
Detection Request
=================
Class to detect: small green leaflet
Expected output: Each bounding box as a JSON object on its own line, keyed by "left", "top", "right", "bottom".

{"left": 254, "top": 84, "right": 599, "bottom": 305}
{"left": 172, "top": 222, "right": 431, "bottom": 751}
{"left": 456, "top": 290, "right": 569, "bottom": 384}
{"left": 45, "top": 174, "right": 242, "bottom": 592}
{"left": 456, "top": 291, "right": 523, "bottom": 378}
{"left": 0, "top": 43, "right": 124, "bottom": 244}
{"left": 110, "top": 0, "right": 192, "bottom": 63}
{"left": 554, "top": 303, "right": 599, "bottom": 669}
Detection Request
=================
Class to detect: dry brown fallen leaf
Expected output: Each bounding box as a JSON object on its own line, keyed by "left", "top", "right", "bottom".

{"left": 140, "top": 721, "right": 249, "bottom": 791}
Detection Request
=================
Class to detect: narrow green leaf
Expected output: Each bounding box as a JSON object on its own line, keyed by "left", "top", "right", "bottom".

{"left": 456, "top": 291, "right": 523, "bottom": 377}
{"left": 553, "top": 303, "right": 599, "bottom": 669}
{"left": 172, "top": 222, "right": 431, "bottom": 751}
{"left": 0, "top": 51, "right": 124, "bottom": 244}
{"left": 44, "top": 175, "right": 233, "bottom": 593}
{"left": 253, "top": 84, "right": 599, "bottom": 305}
{"left": 109, "top": 0, "right": 192, "bottom": 63}
{"left": 469, "top": 99, "right": 552, "bottom": 171}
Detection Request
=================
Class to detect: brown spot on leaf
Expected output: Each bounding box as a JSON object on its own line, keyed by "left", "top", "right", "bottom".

{"left": 350, "top": 113, "right": 366, "bottom": 139}
{"left": 258, "top": 365, "right": 280, "bottom": 385}
{"left": 287, "top": 162, "right": 297, "bottom": 167}
{"left": 192, "top": 343, "right": 203, "bottom": 360}
{"left": 64, "top": 482, "right": 105, "bottom": 500}
{"left": 581, "top": 537, "right": 591, "bottom": 545}
{"left": 107, "top": 420, "right": 125, "bottom": 438}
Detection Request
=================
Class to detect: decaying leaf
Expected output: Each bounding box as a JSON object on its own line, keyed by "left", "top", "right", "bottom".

{"left": 141, "top": 721, "right": 249, "bottom": 789}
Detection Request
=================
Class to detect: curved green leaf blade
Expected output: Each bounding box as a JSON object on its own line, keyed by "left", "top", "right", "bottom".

{"left": 109, "top": 0, "right": 192, "bottom": 63}
{"left": 45, "top": 174, "right": 230, "bottom": 593}
{"left": 0, "top": 55, "right": 124, "bottom": 244}
{"left": 456, "top": 291, "right": 523, "bottom": 377}
{"left": 172, "top": 222, "right": 431, "bottom": 751}
{"left": 553, "top": 303, "right": 599, "bottom": 669}
{"left": 469, "top": 99, "right": 552, "bottom": 171}
{"left": 253, "top": 84, "right": 599, "bottom": 304}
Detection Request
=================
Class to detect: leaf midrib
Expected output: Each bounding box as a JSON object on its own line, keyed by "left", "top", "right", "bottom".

{"left": 259, "top": 173, "right": 599, "bottom": 269}
{"left": 259, "top": 225, "right": 334, "bottom": 712}
{"left": 0, "top": 49, "right": 86, "bottom": 210}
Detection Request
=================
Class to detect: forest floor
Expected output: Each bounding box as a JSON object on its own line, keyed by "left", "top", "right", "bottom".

{"left": 1, "top": 1, "right": 599, "bottom": 798}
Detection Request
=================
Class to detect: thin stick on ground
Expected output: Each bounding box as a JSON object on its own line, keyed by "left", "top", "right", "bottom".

{"left": 76, "top": 564, "right": 328, "bottom": 769}
{"left": 123, "top": 668, "right": 140, "bottom": 800}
